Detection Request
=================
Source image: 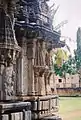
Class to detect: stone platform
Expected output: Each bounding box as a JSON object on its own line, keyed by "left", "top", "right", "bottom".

{"left": 42, "top": 116, "right": 62, "bottom": 120}
{"left": 20, "top": 95, "right": 59, "bottom": 120}
{"left": 0, "top": 102, "right": 31, "bottom": 120}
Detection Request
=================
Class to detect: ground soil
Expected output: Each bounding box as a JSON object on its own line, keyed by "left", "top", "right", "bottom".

{"left": 61, "top": 109, "right": 81, "bottom": 120}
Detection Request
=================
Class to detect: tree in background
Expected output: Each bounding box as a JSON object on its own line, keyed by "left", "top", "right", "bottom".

{"left": 74, "top": 27, "right": 81, "bottom": 83}
{"left": 53, "top": 27, "right": 81, "bottom": 78}
{"left": 51, "top": 27, "right": 81, "bottom": 78}
{"left": 50, "top": 47, "right": 77, "bottom": 77}
{"left": 75, "top": 27, "right": 81, "bottom": 70}
{"left": 54, "top": 54, "right": 77, "bottom": 77}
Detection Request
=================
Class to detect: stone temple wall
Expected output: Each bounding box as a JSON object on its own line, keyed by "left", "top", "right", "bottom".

{"left": 0, "top": 0, "right": 61, "bottom": 120}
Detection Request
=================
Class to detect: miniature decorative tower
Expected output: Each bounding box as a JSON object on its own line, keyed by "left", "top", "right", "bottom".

{"left": 0, "top": 0, "right": 20, "bottom": 101}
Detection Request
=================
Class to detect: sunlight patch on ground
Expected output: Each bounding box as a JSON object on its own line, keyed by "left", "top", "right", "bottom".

{"left": 59, "top": 97, "right": 81, "bottom": 120}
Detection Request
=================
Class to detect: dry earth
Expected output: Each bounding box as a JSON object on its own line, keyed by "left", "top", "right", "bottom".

{"left": 60, "top": 109, "right": 81, "bottom": 120}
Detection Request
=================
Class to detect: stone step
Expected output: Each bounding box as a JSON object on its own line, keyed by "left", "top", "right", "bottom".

{"left": 41, "top": 116, "right": 62, "bottom": 120}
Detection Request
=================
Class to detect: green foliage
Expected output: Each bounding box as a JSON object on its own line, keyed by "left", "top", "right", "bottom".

{"left": 74, "top": 27, "right": 81, "bottom": 70}
{"left": 54, "top": 64, "right": 63, "bottom": 77}
{"left": 54, "top": 56, "right": 77, "bottom": 77}
{"left": 54, "top": 27, "right": 81, "bottom": 77}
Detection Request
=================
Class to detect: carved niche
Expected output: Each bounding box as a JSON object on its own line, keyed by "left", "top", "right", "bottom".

{"left": 2, "top": 64, "right": 15, "bottom": 100}
{"left": 0, "top": 49, "right": 17, "bottom": 100}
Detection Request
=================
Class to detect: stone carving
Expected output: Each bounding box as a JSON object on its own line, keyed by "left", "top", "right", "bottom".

{"left": 0, "top": 49, "right": 17, "bottom": 100}
{"left": 0, "top": 0, "right": 17, "bottom": 45}
{"left": 40, "top": 0, "right": 48, "bottom": 14}
{"left": 2, "top": 64, "right": 15, "bottom": 100}
{"left": 0, "top": 53, "right": 5, "bottom": 65}
{"left": 16, "top": 0, "right": 28, "bottom": 24}
{"left": 0, "top": 0, "right": 20, "bottom": 100}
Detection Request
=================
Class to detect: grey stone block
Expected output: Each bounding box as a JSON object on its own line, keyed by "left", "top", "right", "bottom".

{"left": 24, "top": 110, "right": 31, "bottom": 120}
{"left": 11, "top": 112, "right": 23, "bottom": 120}
{"left": 2, "top": 115, "right": 8, "bottom": 120}
{"left": 42, "top": 116, "right": 62, "bottom": 120}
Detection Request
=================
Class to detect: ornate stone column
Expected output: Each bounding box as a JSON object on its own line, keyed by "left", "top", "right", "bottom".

{"left": 16, "top": 37, "right": 28, "bottom": 96}
{"left": 34, "top": 40, "right": 49, "bottom": 95}
{"left": 27, "top": 39, "right": 36, "bottom": 95}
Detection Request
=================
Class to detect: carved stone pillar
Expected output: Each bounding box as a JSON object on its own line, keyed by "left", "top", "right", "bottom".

{"left": 27, "top": 39, "right": 36, "bottom": 95}
{"left": 16, "top": 52, "right": 24, "bottom": 95}
{"left": 34, "top": 66, "right": 46, "bottom": 95}
{"left": 16, "top": 46, "right": 28, "bottom": 96}
{"left": 34, "top": 71, "right": 39, "bottom": 95}
{"left": 34, "top": 40, "right": 51, "bottom": 95}
{"left": 0, "top": 64, "right": 4, "bottom": 100}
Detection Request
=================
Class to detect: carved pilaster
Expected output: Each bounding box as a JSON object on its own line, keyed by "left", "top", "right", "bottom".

{"left": 2, "top": 65, "right": 15, "bottom": 100}
{"left": 16, "top": 50, "right": 28, "bottom": 96}
{"left": 34, "top": 66, "right": 46, "bottom": 95}
{"left": 27, "top": 39, "right": 37, "bottom": 95}
{"left": 44, "top": 70, "right": 57, "bottom": 95}
{"left": 0, "top": 49, "right": 18, "bottom": 100}
{"left": 0, "top": 47, "right": 20, "bottom": 101}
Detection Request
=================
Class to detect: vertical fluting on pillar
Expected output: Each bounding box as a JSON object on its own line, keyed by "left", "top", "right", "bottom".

{"left": 27, "top": 39, "right": 37, "bottom": 95}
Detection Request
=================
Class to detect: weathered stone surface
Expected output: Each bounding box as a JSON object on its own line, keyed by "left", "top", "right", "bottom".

{"left": 27, "top": 40, "right": 37, "bottom": 95}
{"left": 0, "top": 0, "right": 20, "bottom": 101}
{"left": 0, "top": 0, "right": 61, "bottom": 119}
{"left": 11, "top": 112, "right": 23, "bottom": 120}
{"left": 42, "top": 116, "right": 62, "bottom": 120}
{"left": 2, "top": 115, "right": 8, "bottom": 120}
{"left": 0, "top": 102, "right": 31, "bottom": 120}
{"left": 16, "top": 55, "right": 28, "bottom": 95}
{"left": 23, "top": 110, "right": 31, "bottom": 120}
{"left": 38, "top": 76, "right": 46, "bottom": 95}
{"left": 2, "top": 65, "right": 15, "bottom": 100}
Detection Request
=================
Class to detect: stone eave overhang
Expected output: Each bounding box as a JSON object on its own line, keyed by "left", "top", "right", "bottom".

{"left": 52, "top": 41, "right": 65, "bottom": 48}
{"left": 15, "top": 23, "right": 60, "bottom": 43}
